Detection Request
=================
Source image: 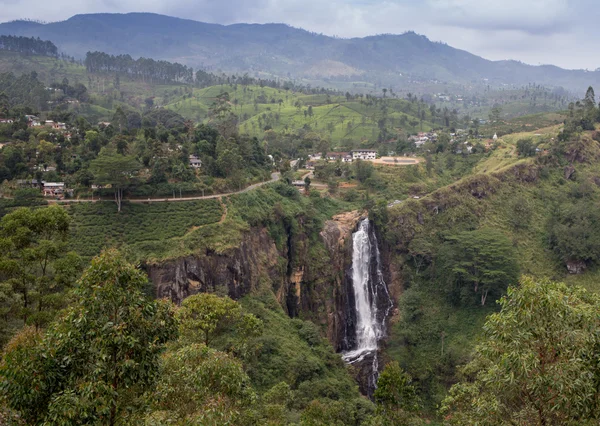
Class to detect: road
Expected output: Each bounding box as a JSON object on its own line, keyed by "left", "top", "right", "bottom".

{"left": 50, "top": 172, "right": 280, "bottom": 205}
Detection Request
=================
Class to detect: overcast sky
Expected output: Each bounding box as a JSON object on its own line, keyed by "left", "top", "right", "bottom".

{"left": 1, "top": 0, "right": 598, "bottom": 70}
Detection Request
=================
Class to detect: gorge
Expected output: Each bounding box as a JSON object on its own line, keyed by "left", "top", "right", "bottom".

{"left": 146, "top": 212, "right": 396, "bottom": 397}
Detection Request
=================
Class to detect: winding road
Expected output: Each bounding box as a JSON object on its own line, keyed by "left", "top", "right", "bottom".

{"left": 49, "top": 172, "right": 280, "bottom": 205}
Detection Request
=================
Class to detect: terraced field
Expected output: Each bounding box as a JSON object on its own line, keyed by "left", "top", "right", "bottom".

{"left": 67, "top": 199, "right": 223, "bottom": 259}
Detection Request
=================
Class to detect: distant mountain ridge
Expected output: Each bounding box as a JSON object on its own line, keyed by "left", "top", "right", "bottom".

{"left": 1, "top": 12, "right": 599, "bottom": 93}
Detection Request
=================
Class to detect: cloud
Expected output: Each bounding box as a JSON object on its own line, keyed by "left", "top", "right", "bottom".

{"left": 0, "top": 0, "right": 598, "bottom": 69}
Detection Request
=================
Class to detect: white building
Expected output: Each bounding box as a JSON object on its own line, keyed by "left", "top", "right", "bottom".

{"left": 189, "top": 155, "right": 202, "bottom": 168}
{"left": 352, "top": 149, "right": 377, "bottom": 160}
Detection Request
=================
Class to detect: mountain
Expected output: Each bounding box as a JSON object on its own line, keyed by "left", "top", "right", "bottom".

{"left": 1, "top": 12, "right": 599, "bottom": 93}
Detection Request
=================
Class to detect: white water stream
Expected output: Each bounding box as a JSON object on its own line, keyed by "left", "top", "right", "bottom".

{"left": 342, "top": 219, "right": 392, "bottom": 368}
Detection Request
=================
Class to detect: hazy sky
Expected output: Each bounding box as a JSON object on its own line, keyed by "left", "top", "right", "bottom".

{"left": 1, "top": 0, "right": 599, "bottom": 70}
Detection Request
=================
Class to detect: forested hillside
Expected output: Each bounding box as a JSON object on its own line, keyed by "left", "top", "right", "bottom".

{"left": 2, "top": 35, "right": 600, "bottom": 425}
{"left": 1, "top": 13, "right": 600, "bottom": 93}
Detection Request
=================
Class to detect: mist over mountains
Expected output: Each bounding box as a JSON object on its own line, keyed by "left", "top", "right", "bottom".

{"left": 1, "top": 12, "right": 599, "bottom": 93}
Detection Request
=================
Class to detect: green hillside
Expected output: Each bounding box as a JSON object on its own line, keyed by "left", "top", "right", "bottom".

{"left": 381, "top": 121, "right": 600, "bottom": 412}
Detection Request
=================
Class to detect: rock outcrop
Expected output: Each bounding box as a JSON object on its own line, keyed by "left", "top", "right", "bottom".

{"left": 145, "top": 228, "right": 282, "bottom": 305}
{"left": 145, "top": 209, "right": 399, "bottom": 396}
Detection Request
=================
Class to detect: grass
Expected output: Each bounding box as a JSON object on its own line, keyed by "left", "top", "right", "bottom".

{"left": 164, "top": 84, "right": 435, "bottom": 148}
{"left": 67, "top": 199, "right": 223, "bottom": 260}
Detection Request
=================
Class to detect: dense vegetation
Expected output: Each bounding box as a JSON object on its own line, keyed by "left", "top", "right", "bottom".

{"left": 2, "top": 13, "right": 599, "bottom": 93}
{"left": 0, "top": 35, "right": 57, "bottom": 57}
{"left": 3, "top": 43, "right": 600, "bottom": 425}
{"left": 380, "top": 86, "right": 600, "bottom": 417}
{"left": 84, "top": 51, "right": 194, "bottom": 84}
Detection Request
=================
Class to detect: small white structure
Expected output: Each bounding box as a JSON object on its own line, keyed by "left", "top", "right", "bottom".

{"left": 352, "top": 149, "right": 377, "bottom": 160}
{"left": 327, "top": 152, "right": 353, "bottom": 163}
{"left": 189, "top": 155, "right": 202, "bottom": 168}
{"left": 493, "top": 133, "right": 498, "bottom": 141}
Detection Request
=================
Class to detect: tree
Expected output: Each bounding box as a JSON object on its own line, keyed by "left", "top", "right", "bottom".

{"left": 489, "top": 104, "right": 502, "bottom": 124}
{"left": 441, "top": 277, "right": 600, "bottom": 425}
{"left": 368, "top": 362, "right": 421, "bottom": 425}
{"left": 437, "top": 228, "right": 519, "bottom": 306}
{"left": 89, "top": 147, "right": 141, "bottom": 212}
{"left": 177, "top": 293, "right": 262, "bottom": 350}
{"left": 354, "top": 159, "right": 374, "bottom": 183}
{"left": 0, "top": 206, "right": 81, "bottom": 330}
{"left": 304, "top": 175, "right": 311, "bottom": 193}
{"left": 550, "top": 201, "right": 600, "bottom": 267}
{"left": 584, "top": 86, "right": 596, "bottom": 120}
{"left": 516, "top": 138, "right": 537, "bottom": 157}
{"left": 144, "top": 343, "right": 256, "bottom": 425}
{"left": 0, "top": 250, "right": 177, "bottom": 425}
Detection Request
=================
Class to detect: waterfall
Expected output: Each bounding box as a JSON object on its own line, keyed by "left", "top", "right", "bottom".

{"left": 342, "top": 219, "right": 393, "bottom": 392}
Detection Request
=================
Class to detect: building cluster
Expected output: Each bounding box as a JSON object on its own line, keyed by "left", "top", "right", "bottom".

{"left": 408, "top": 132, "right": 439, "bottom": 148}
{"left": 24, "top": 115, "right": 67, "bottom": 130}
{"left": 304, "top": 149, "right": 377, "bottom": 169}
{"left": 17, "top": 179, "right": 72, "bottom": 198}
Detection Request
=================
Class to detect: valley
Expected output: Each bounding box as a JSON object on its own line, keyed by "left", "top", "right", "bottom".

{"left": 0, "top": 25, "right": 599, "bottom": 425}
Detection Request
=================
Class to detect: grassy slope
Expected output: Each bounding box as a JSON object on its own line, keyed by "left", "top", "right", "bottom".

{"left": 382, "top": 125, "right": 600, "bottom": 412}
{"left": 165, "top": 85, "right": 435, "bottom": 147}
{"left": 0, "top": 51, "right": 434, "bottom": 146}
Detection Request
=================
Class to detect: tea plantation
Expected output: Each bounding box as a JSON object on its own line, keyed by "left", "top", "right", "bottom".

{"left": 67, "top": 199, "right": 223, "bottom": 259}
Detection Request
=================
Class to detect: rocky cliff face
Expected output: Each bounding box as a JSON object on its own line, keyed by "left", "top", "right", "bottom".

{"left": 145, "top": 210, "right": 399, "bottom": 380}
{"left": 145, "top": 227, "right": 283, "bottom": 305}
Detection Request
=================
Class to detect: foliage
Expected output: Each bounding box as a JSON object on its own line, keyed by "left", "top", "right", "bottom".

{"left": 177, "top": 293, "right": 262, "bottom": 352}
{"left": 85, "top": 51, "right": 194, "bottom": 84}
{"left": 374, "top": 362, "right": 420, "bottom": 413}
{"left": 440, "top": 277, "right": 600, "bottom": 425}
{"left": 549, "top": 201, "right": 600, "bottom": 266}
{"left": 144, "top": 343, "right": 256, "bottom": 425}
{"left": 0, "top": 206, "right": 81, "bottom": 333}
{"left": 89, "top": 147, "right": 141, "bottom": 212}
{"left": 0, "top": 35, "right": 58, "bottom": 57}
{"left": 516, "top": 138, "right": 537, "bottom": 157}
{"left": 437, "top": 228, "right": 519, "bottom": 306}
{"left": 0, "top": 249, "right": 177, "bottom": 425}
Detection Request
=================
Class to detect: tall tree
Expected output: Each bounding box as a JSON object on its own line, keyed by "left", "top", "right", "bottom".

{"left": 441, "top": 277, "right": 600, "bottom": 425}
{"left": 0, "top": 206, "right": 81, "bottom": 331}
{"left": 0, "top": 250, "right": 177, "bottom": 425}
{"left": 438, "top": 228, "right": 519, "bottom": 306}
{"left": 89, "top": 147, "right": 141, "bottom": 212}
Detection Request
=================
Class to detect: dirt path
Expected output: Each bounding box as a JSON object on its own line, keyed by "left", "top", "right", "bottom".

{"left": 50, "top": 173, "right": 280, "bottom": 205}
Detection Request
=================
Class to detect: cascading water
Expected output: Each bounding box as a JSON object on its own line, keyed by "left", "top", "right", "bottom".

{"left": 342, "top": 218, "right": 393, "bottom": 394}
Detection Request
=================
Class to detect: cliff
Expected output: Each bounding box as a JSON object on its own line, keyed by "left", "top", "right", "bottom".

{"left": 145, "top": 210, "right": 368, "bottom": 349}
{"left": 146, "top": 227, "right": 283, "bottom": 305}
{"left": 145, "top": 209, "right": 403, "bottom": 397}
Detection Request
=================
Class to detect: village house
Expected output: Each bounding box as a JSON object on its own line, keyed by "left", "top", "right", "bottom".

{"left": 42, "top": 182, "right": 66, "bottom": 197}
{"left": 25, "top": 115, "right": 41, "bottom": 127}
{"left": 352, "top": 149, "right": 377, "bottom": 160}
{"left": 189, "top": 155, "right": 202, "bottom": 168}
{"left": 44, "top": 120, "right": 67, "bottom": 130}
{"left": 305, "top": 160, "right": 316, "bottom": 170}
{"left": 326, "top": 152, "right": 353, "bottom": 162}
